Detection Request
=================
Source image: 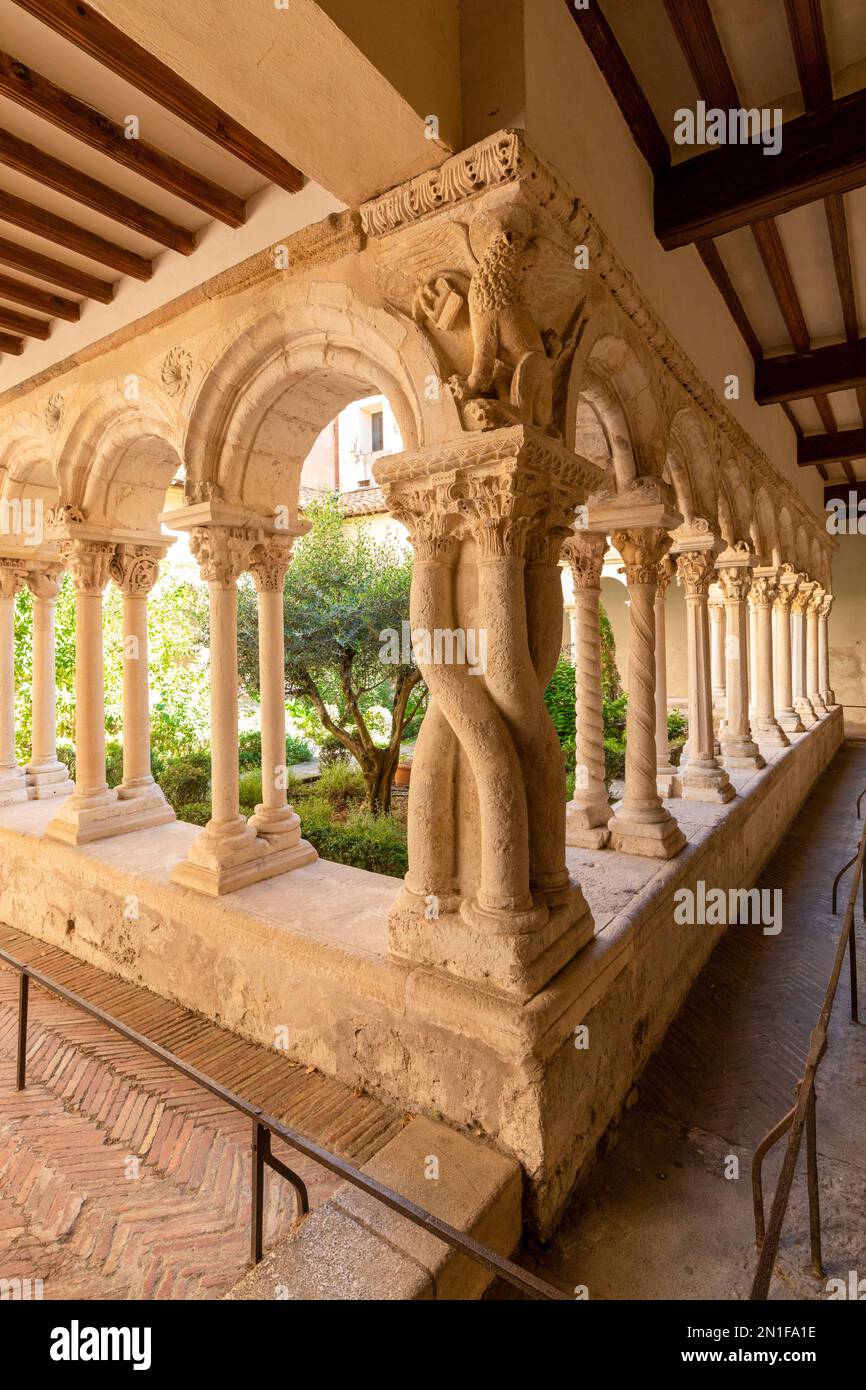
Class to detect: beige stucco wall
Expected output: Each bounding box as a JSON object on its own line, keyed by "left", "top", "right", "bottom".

{"left": 829, "top": 531, "right": 866, "bottom": 719}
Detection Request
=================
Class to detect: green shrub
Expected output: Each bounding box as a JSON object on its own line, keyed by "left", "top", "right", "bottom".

{"left": 544, "top": 658, "right": 575, "bottom": 743}
{"left": 57, "top": 739, "right": 75, "bottom": 782}
{"left": 304, "top": 807, "right": 407, "bottom": 877}
{"left": 565, "top": 770, "right": 575, "bottom": 801}
{"left": 667, "top": 707, "right": 688, "bottom": 740}
{"left": 175, "top": 801, "right": 212, "bottom": 827}
{"left": 602, "top": 694, "right": 628, "bottom": 743}
{"left": 318, "top": 735, "right": 351, "bottom": 769}
{"left": 105, "top": 739, "right": 124, "bottom": 788}
{"left": 298, "top": 795, "right": 335, "bottom": 833}
{"left": 238, "top": 767, "right": 263, "bottom": 806}
{"left": 159, "top": 752, "right": 211, "bottom": 809}
{"left": 604, "top": 738, "right": 626, "bottom": 787}
{"left": 286, "top": 733, "right": 313, "bottom": 764}
{"left": 238, "top": 730, "right": 261, "bottom": 769}
{"left": 315, "top": 762, "right": 366, "bottom": 807}
{"left": 561, "top": 735, "right": 576, "bottom": 774}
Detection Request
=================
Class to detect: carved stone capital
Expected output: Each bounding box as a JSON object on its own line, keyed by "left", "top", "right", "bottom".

{"left": 611, "top": 527, "right": 672, "bottom": 587}
{"left": 675, "top": 548, "right": 716, "bottom": 598}
{"left": 718, "top": 567, "right": 753, "bottom": 604}
{"left": 189, "top": 526, "right": 255, "bottom": 587}
{"left": 109, "top": 544, "right": 164, "bottom": 597}
{"left": 0, "top": 559, "right": 25, "bottom": 600}
{"left": 249, "top": 536, "right": 295, "bottom": 593}
{"left": 26, "top": 566, "right": 65, "bottom": 602}
{"left": 749, "top": 574, "right": 779, "bottom": 609}
{"left": 561, "top": 531, "right": 606, "bottom": 589}
{"left": 60, "top": 539, "right": 114, "bottom": 595}
{"left": 819, "top": 593, "right": 834, "bottom": 620}
{"left": 791, "top": 581, "right": 816, "bottom": 617}
{"left": 656, "top": 553, "right": 676, "bottom": 599}
{"left": 806, "top": 587, "right": 826, "bottom": 618}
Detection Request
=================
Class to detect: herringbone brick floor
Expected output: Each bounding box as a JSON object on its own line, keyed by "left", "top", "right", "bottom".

{"left": 0, "top": 923, "right": 403, "bottom": 1300}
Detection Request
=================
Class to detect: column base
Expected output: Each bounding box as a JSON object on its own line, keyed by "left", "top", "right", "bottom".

{"left": 720, "top": 735, "right": 766, "bottom": 771}
{"left": 680, "top": 760, "right": 736, "bottom": 803}
{"left": 0, "top": 765, "right": 28, "bottom": 806}
{"left": 565, "top": 797, "right": 611, "bottom": 849}
{"left": 822, "top": 689, "right": 836, "bottom": 706}
{"left": 752, "top": 717, "right": 791, "bottom": 749}
{"left": 247, "top": 803, "right": 315, "bottom": 855}
{"left": 388, "top": 881, "right": 594, "bottom": 1000}
{"left": 777, "top": 707, "right": 805, "bottom": 734}
{"left": 170, "top": 815, "right": 317, "bottom": 896}
{"left": 607, "top": 805, "right": 687, "bottom": 859}
{"left": 25, "top": 760, "right": 75, "bottom": 800}
{"left": 809, "top": 693, "right": 829, "bottom": 716}
{"left": 656, "top": 764, "right": 677, "bottom": 799}
{"left": 45, "top": 786, "right": 175, "bottom": 845}
{"left": 795, "top": 698, "right": 818, "bottom": 728}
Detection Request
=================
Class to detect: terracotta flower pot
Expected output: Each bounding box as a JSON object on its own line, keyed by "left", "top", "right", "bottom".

{"left": 394, "top": 762, "right": 412, "bottom": 787}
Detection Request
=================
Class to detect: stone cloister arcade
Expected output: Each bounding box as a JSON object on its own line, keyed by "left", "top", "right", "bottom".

{"left": 0, "top": 133, "right": 841, "bottom": 1234}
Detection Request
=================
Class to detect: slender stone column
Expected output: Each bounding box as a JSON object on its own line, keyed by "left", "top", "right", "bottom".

{"left": 607, "top": 528, "right": 685, "bottom": 858}
{"left": 25, "top": 566, "right": 74, "bottom": 798}
{"left": 709, "top": 593, "right": 726, "bottom": 710}
{"left": 717, "top": 548, "right": 765, "bottom": 771}
{"left": 562, "top": 532, "right": 610, "bottom": 847}
{"left": 654, "top": 556, "right": 677, "bottom": 799}
{"left": 792, "top": 582, "right": 817, "bottom": 726}
{"left": 750, "top": 570, "right": 789, "bottom": 749}
{"left": 674, "top": 547, "right": 734, "bottom": 801}
{"left": 0, "top": 562, "right": 27, "bottom": 805}
{"left": 748, "top": 597, "right": 758, "bottom": 717}
{"left": 806, "top": 588, "right": 828, "bottom": 715}
{"left": 247, "top": 536, "right": 316, "bottom": 867}
{"left": 108, "top": 545, "right": 175, "bottom": 824}
{"left": 773, "top": 566, "right": 804, "bottom": 733}
{"left": 818, "top": 593, "right": 835, "bottom": 706}
{"left": 170, "top": 526, "right": 277, "bottom": 894}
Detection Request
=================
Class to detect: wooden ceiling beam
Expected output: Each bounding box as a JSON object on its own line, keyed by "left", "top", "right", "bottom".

{"left": 0, "top": 303, "right": 50, "bottom": 339}
{"left": 0, "top": 127, "right": 196, "bottom": 255}
{"left": 654, "top": 86, "right": 866, "bottom": 248}
{"left": 798, "top": 427, "right": 866, "bottom": 466}
{"left": 0, "top": 270, "right": 78, "bottom": 321}
{"left": 783, "top": 0, "right": 833, "bottom": 108}
{"left": 0, "top": 50, "right": 246, "bottom": 227}
{"left": 756, "top": 336, "right": 866, "bottom": 402}
{"left": 0, "top": 187, "right": 151, "bottom": 279}
{"left": 564, "top": 0, "right": 670, "bottom": 171}
{"left": 0, "top": 331, "right": 24, "bottom": 354}
{"left": 13, "top": 0, "right": 304, "bottom": 194}
{"left": 696, "top": 239, "right": 762, "bottom": 359}
{"left": 0, "top": 233, "right": 113, "bottom": 301}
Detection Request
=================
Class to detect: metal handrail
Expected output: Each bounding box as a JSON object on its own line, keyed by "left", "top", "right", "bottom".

{"left": 749, "top": 802, "right": 865, "bottom": 1299}
{"left": 0, "top": 946, "right": 568, "bottom": 1301}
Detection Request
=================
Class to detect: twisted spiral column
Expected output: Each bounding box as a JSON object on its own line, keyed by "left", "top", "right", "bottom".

{"left": 562, "top": 532, "right": 610, "bottom": 848}
{"left": 607, "top": 529, "right": 685, "bottom": 859}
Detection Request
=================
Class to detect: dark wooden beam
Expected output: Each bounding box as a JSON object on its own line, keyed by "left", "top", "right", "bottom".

{"left": 654, "top": 86, "right": 866, "bottom": 249}
{"left": 0, "top": 127, "right": 196, "bottom": 254}
{"left": 0, "top": 234, "right": 113, "bottom": 302}
{"left": 755, "top": 336, "right": 866, "bottom": 402}
{"left": 751, "top": 220, "right": 809, "bottom": 352}
{"left": 0, "top": 303, "right": 49, "bottom": 339}
{"left": 0, "top": 270, "right": 78, "bottom": 321}
{"left": 0, "top": 188, "right": 151, "bottom": 279}
{"left": 14, "top": 0, "right": 305, "bottom": 194}
{"left": 663, "top": 0, "right": 738, "bottom": 107}
{"left": 0, "top": 331, "right": 24, "bottom": 354}
{"left": 565, "top": 0, "right": 670, "bottom": 172}
{"left": 825, "top": 192, "right": 859, "bottom": 341}
{"left": 697, "top": 239, "right": 762, "bottom": 358}
{"left": 798, "top": 427, "right": 866, "bottom": 466}
{"left": 784, "top": 0, "right": 833, "bottom": 108}
{"left": 0, "top": 50, "right": 246, "bottom": 227}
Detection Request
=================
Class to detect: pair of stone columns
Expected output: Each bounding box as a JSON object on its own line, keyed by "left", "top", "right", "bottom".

{"left": 44, "top": 538, "right": 174, "bottom": 844}
{"left": 0, "top": 558, "right": 74, "bottom": 806}
{"left": 164, "top": 516, "right": 316, "bottom": 896}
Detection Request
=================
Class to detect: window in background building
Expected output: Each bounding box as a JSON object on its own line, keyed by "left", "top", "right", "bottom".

{"left": 370, "top": 409, "right": 384, "bottom": 454}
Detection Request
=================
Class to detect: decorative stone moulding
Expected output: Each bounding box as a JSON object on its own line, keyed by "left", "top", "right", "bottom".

{"left": 160, "top": 345, "right": 193, "bottom": 398}
{"left": 378, "top": 423, "right": 604, "bottom": 999}
{"left": 362, "top": 129, "right": 832, "bottom": 563}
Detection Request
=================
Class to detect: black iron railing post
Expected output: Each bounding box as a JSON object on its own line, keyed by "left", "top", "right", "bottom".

{"left": 16, "top": 970, "right": 28, "bottom": 1091}
{"left": 805, "top": 1088, "right": 824, "bottom": 1279}
{"left": 251, "top": 1120, "right": 265, "bottom": 1267}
